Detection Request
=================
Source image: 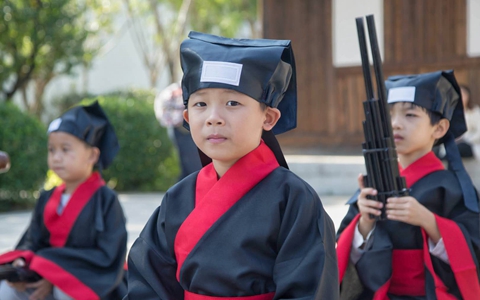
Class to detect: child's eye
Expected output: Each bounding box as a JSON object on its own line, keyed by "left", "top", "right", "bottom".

{"left": 406, "top": 113, "right": 417, "bottom": 117}
{"left": 226, "top": 101, "right": 240, "bottom": 106}
{"left": 62, "top": 148, "right": 70, "bottom": 152}
{"left": 48, "top": 148, "right": 54, "bottom": 153}
{"left": 193, "top": 102, "right": 206, "bottom": 107}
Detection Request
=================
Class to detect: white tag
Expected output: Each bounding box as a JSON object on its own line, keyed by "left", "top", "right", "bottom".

{"left": 200, "top": 61, "right": 243, "bottom": 86}
{"left": 48, "top": 118, "right": 62, "bottom": 133}
{"left": 387, "top": 87, "right": 416, "bottom": 103}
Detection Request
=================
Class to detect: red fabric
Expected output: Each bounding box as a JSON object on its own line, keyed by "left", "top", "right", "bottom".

{"left": 337, "top": 214, "right": 361, "bottom": 282}
{"left": 44, "top": 172, "right": 105, "bottom": 247}
{"left": 184, "top": 291, "right": 275, "bottom": 300}
{"left": 398, "top": 151, "right": 444, "bottom": 188}
{"left": 30, "top": 255, "right": 98, "bottom": 300}
{"left": 432, "top": 215, "right": 480, "bottom": 299}
{"left": 0, "top": 250, "right": 35, "bottom": 265}
{"left": 174, "top": 141, "right": 279, "bottom": 282}
{"left": 389, "top": 250, "right": 425, "bottom": 296}
{"left": 373, "top": 282, "right": 391, "bottom": 300}
{"left": 421, "top": 230, "right": 457, "bottom": 300}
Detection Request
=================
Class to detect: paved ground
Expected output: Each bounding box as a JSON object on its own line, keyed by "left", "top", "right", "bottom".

{"left": 0, "top": 193, "right": 351, "bottom": 253}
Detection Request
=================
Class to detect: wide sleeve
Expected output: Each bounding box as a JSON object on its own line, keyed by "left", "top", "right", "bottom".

{"left": 273, "top": 183, "right": 339, "bottom": 300}
{"left": 428, "top": 187, "right": 480, "bottom": 299}
{"left": 124, "top": 193, "right": 184, "bottom": 299}
{"left": 0, "top": 190, "right": 52, "bottom": 265}
{"left": 29, "top": 190, "right": 128, "bottom": 300}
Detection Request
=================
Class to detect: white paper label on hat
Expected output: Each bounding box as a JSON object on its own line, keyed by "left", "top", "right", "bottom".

{"left": 387, "top": 87, "right": 416, "bottom": 103}
{"left": 200, "top": 61, "right": 243, "bottom": 86}
{"left": 47, "top": 118, "right": 62, "bottom": 133}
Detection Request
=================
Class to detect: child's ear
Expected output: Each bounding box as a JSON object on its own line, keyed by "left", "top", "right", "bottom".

{"left": 183, "top": 109, "right": 189, "bottom": 124}
{"left": 433, "top": 119, "right": 450, "bottom": 139}
{"left": 263, "top": 107, "right": 281, "bottom": 131}
{"left": 90, "top": 147, "right": 101, "bottom": 165}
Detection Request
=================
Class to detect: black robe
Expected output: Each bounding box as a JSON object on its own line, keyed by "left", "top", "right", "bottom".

{"left": 337, "top": 152, "right": 480, "bottom": 299}
{"left": 0, "top": 172, "right": 127, "bottom": 300}
{"left": 125, "top": 142, "right": 339, "bottom": 300}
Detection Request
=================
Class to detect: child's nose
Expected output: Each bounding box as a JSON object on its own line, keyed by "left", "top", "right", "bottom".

{"left": 206, "top": 108, "right": 225, "bottom": 126}
{"left": 391, "top": 114, "right": 401, "bottom": 129}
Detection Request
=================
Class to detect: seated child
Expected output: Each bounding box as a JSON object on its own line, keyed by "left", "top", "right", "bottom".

{"left": 0, "top": 101, "right": 128, "bottom": 300}
{"left": 336, "top": 70, "right": 480, "bottom": 299}
{"left": 124, "top": 32, "right": 339, "bottom": 299}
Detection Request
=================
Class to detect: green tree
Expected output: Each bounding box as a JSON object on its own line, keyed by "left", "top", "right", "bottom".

{"left": 0, "top": 0, "right": 117, "bottom": 117}
{"left": 122, "top": 0, "right": 261, "bottom": 86}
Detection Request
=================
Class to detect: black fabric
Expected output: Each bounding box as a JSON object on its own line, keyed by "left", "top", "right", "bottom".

{"left": 338, "top": 170, "right": 480, "bottom": 299}
{"left": 14, "top": 186, "right": 128, "bottom": 299}
{"left": 125, "top": 168, "right": 339, "bottom": 299}
{"left": 180, "top": 31, "right": 297, "bottom": 135}
{"left": 48, "top": 101, "right": 119, "bottom": 169}
{"left": 457, "top": 142, "right": 474, "bottom": 158}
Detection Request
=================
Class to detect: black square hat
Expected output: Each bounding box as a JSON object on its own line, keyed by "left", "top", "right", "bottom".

{"left": 386, "top": 70, "right": 478, "bottom": 212}
{"left": 180, "top": 31, "right": 297, "bottom": 135}
{"left": 385, "top": 70, "right": 466, "bottom": 144}
{"left": 47, "top": 101, "right": 119, "bottom": 170}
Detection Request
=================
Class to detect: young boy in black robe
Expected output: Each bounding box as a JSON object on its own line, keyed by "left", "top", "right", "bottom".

{"left": 0, "top": 101, "right": 127, "bottom": 300}
{"left": 337, "top": 70, "right": 480, "bottom": 299}
{"left": 124, "top": 32, "right": 339, "bottom": 300}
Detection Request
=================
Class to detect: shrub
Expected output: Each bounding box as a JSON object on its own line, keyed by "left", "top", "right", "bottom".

{"left": 0, "top": 102, "right": 48, "bottom": 211}
{"left": 79, "top": 92, "right": 179, "bottom": 191}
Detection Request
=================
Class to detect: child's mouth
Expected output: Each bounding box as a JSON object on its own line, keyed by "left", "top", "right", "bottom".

{"left": 207, "top": 134, "right": 227, "bottom": 143}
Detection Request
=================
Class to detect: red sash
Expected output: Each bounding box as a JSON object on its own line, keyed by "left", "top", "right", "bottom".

{"left": 44, "top": 172, "right": 105, "bottom": 247}
{"left": 174, "top": 141, "right": 279, "bottom": 297}
{"left": 389, "top": 250, "right": 425, "bottom": 296}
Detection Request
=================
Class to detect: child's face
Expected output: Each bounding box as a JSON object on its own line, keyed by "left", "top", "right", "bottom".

{"left": 184, "top": 88, "right": 279, "bottom": 169}
{"left": 48, "top": 132, "right": 98, "bottom": 185}
{"left": 390, "top": 102, "right": 444, "bottom": 161}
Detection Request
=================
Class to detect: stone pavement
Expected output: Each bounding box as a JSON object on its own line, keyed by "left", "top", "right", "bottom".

{"left": 0, "top": 192, "right": 351, "bottom": 253}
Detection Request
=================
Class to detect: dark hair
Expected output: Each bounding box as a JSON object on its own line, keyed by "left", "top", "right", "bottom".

{"left": 260, "top": 102, "right": 268, "bottom": 111}
{"left": 460, "top": 85, "right": 473, "bottom": 110}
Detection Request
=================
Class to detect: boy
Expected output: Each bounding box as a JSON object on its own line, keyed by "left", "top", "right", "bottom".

{"left": 124, "top": 32, "right": 339, "bottom": 299}
{"left": 0, "top": 101, "right": 127, "bottom": 300}
{"left": 337, "top": 71, "right": 480, "bottom": 299}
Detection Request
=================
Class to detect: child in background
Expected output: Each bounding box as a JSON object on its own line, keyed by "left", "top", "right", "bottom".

{"left": 124, "top": 32, "right": 339, "bottom": 299}
{"left": 154, "top": 82, "right": 202, "bottom": 181}
{"left": 0, "top": 101, "right": 127, "bottom": 300}
{"left": 337, "top": 71, "right": 480, "bottom": 299}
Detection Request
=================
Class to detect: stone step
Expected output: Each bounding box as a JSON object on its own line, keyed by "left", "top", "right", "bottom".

{"left": 285, "top": 154, "right": 480, "bottom": 196}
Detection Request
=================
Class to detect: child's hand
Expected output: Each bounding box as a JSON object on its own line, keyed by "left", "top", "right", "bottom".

{"left": 386, "top": 196, "right": 430, "bottom": 226}
{"left": 26, "top": 279, "right": 53, "bottom": 300}
{"left": 357, "top": 174, "right": 382, "bottom": 238}
{"left": 12, "top": 258, "right": 25, "bottom": 267}
{"left": 7, "top": 258, "right": 27, "bottom": 291}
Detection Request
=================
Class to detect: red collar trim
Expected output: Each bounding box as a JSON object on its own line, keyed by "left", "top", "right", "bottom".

{"left": 174, "top": 141, "right": 279, "bottom": 281}
{"left": 399, "top": 151, "right": 444, "bottom": 188}
{"left": 44, "top": 172, "right": 105, "bottom": 247}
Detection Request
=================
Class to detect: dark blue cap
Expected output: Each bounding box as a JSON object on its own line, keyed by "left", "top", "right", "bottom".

{"left": 385, "top": 70, "right": 466, "bottom": 145}
{"left": 47, "top": 101, "right": 119, "bottom": 170}
{"left": 180, "top": 31, "right": 297, "bottom": 135}
{"left": 386, "top": 70, "right": 478, "bottom": 212}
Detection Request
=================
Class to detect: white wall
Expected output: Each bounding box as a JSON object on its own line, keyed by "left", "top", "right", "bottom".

{"left": 467, "top": 0, "right": 480, "bottom": 57}
{"left": 333, "top": 0, "right": 383, "bottom": 67}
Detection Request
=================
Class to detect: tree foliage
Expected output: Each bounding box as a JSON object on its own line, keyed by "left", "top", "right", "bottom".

{"left": 0, "top": 0, "right": 117, "bottom": 116}
{"left": 123, "top": 0, "right": 261, "bottom": 86}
